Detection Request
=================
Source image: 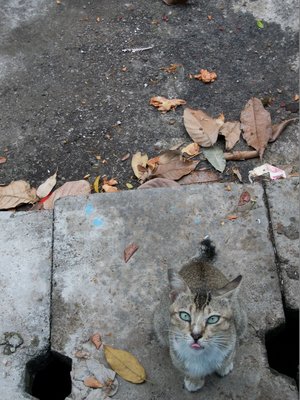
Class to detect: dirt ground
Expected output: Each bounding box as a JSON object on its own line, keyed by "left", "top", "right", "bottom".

{"left": 0, "top": 0, "right": 298, "bottom": 190}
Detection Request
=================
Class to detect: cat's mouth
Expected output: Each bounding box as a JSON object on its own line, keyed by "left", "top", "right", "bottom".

{"left": 190, "top": 342, "right": 203, "bottom": 350}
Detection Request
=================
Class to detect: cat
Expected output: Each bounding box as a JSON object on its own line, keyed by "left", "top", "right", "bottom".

{"left": 154, "top": 238, "right": 247, "bottom": 392}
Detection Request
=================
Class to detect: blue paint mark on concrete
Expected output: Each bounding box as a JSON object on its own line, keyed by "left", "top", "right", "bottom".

{"left": 85, "top": 204, "right": 94, "bottom": 216}
{"left": 194, "top": 216, "right": 201, "bottom": 225}
{"left": 92, "top": 218, "right": 104, "bottom": 228}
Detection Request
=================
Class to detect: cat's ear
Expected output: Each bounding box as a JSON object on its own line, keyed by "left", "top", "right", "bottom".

{"left": 168, "top": 269, "right": 191, "bottom": 303}
{"left": 213, "top": 275, "right": 242, "bottom": 298}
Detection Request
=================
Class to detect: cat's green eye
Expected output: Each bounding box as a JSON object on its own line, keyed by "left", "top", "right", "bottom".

{"left": 206, "top": 315, "right": 220, "bottom": 324}
{"left": 179, "top": 312, "right": 191, "bottom": 322}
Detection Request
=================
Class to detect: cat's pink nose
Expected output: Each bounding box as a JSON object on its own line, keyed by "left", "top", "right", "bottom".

{"left": 191, "top": 332, "right": 202, "bottom": 341}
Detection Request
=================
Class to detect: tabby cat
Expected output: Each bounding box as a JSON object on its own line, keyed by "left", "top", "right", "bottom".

{"left": 154, "top": 239, "right": 247, "bottom": 392}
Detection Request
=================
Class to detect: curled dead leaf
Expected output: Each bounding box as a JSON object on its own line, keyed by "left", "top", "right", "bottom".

{"left": 150, "top": 96, "right": 186, "bottom": 112}
{"left": 84, "top": 376, "right": 103, "bottom": 388}
{"left": 124, "top": 243, "right": 139, "bottom": 263}
{"left": 183, "top": 108, "right": 223, "bottom": 147}
{"left": 160, "top": 63, "right": 182, "bottom": 73}
{"left": 269, "top": 118, "right": 297, "bottom": 143}
{"left": 227, "top": 215, "right": 238, "bottom": 220}
{"left": 93, "top": 176, "right": 100, "bottom": 193}
{"left": 104, "top": 345, "right": 146, "bottom": 384}
{"left": 181, "top": 142, "right": 200, "bottom": 156}
{"left": 102, "top": 184, "right": 118, "bottom": 193}
{"left": 219, "top": 121, "right": 241, "bottom": 150}
{"left": 224, "top": 150, "right": 259, "bottom": 161}
{"left": 91, "top": 333, "right": 102, "bottom": 349}
{"left": 131, "top": 152, "right": 148, "bottom": 179}
{"left": 0, "top": 156, "right": 7, "bottom": 164}
{"left": 192, "top": 69, "right": 217, "bottom": 83}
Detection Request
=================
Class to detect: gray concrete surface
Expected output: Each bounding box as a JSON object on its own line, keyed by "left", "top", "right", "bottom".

{"left": 0, "top": 211, "right": 53, "bottom": 400}
{"left": 51, "top": 183, "right": 297, "bottom": 399}
{"left": 266, "top": 178, "right": 299, "bottom": 310}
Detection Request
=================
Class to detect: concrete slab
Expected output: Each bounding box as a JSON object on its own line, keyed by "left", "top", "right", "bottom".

{"left": 52, "top": 183, "right": 297, "bottom": 399}
{"left": 265, "top": 178, "right": 299, "bottom": 310}
{"left": 0, "top": 211, "right": 53, "bottom": 400}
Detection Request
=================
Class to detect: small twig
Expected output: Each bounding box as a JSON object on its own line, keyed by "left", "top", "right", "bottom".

{"left": 224, "top": 150, "right": 259, "bottom": 161}
{"left": 122, "top": 46, "right": 154, "bottom": 53}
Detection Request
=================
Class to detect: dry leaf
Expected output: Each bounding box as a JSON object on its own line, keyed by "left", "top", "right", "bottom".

{"left": 232, "top": 167, "right": 243, "bottom": 182}
{"left": 240, "top": 97, "right": 272, "bottom": 158}
{"left": 74, "top": 350, "right": 90, "bottom": 359}
{"left": 102, "top": 184, "right": 118, "bottom": 193}
{"left": 160, "top": 63, "right": 182, "bottom": 73}
{"left": 0, "top": 180, "right": 38, "bottom": 210}
{"left": 238, "top": 191, "right": 251, "bottom": 206}
{"left": 43, "top": 180, "right": 91, "bottom": 209}
{"left": 294, "top": 94, "right": 299, "bottom": 101}
{"left": 91, "top": 333, "right": 102, "bottom": 349}
{"left": 126, "top": 183, "right": 133, "bottom": 189}
{"left": 0, "top": 156, "right": 7, "bottom": 164}
{"left": 149, "top": 96, "right": 186, "bottom": 112}
{"left": 86, "top": 359, "right": 118, "bottom": 396}
{"left": 131, "top": 152, "right": 148, "bottom": 179}
{"left": 154, "top": 159, "right": 199, "bottom": 180}
{"left": 219, "top": 121, "right": 241, "bottom": 150}
{"left": 224, "top": 150, "right": 259, "bottom": 161}
{"left": 84, "top": 376, "right": 103, "bottom": 388}
{"left": 121, "top": 153, "right": 130, "bottom": 161}
{"left": 138, "top": 178, "right": 181, "bottom": 189}
{"left": 181, "top": 143, "right": 200, "bottom": 156}
{"left": 37, "top": 172, "right": 57, "bottom": 198}
{"left": 269, "top": 118, "right": 297, "bottom": 143}
{"left": 163, "top": 0, "right": 188, "bottom": 4}
{"left": 104, "top": 345, "right": 146, "bottom": 384}
{"left": 124, "top": 243, "right": 139, "bottom": 263}
{"left": 103, "top": 177, "right": 118, "bottom": 186}
{"left": 157, "top": 150, "right": 182, "bottom": 165}
{"left": 193, "top": 69, "right": 217, "bottom": 83}
{"left": 227, "top": 215, "right": 238, "bottom": 220}
{"left": 183, "top": 108, "right": 224, "bottom": 147}
{"left": 93, "top": 176, "right": 100, "bottom": 193}
{"left": 178, "top": 170, "right": 219, "bottom": 185}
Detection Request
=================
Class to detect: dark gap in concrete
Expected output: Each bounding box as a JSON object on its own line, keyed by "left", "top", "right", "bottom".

{"left": 25, "top": 350, "right": 72, "bottom": 400}
{"left": 265, "top": 309, "right": 299, "bottom": 388}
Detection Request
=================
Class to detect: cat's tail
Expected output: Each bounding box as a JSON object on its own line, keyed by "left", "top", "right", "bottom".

{"left": 194, "top": 237, "right": 216, "bottom": 261}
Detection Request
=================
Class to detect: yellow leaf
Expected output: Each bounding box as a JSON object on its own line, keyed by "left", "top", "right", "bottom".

{"left": 103, "top": 345, "right": 146, "bottom": 384}
{"left": 131, "top": 152, "right": 148, "bottom": 179}
{"left": 93, "top": 176, "right": 100, "bottom": 193}
{"left": 126, "top": 183, "right": 133, "bottom": 189}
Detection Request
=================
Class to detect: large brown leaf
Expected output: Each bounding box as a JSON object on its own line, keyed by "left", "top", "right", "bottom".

{"left": 153, "top": 159, "right": 199, "bottom": 180}
{"left": 183, "top": 108, "right": 223, "bottom": 147}
{"left": 0, "top": 180, "right": 37, "bottom": 210}
{"left": 43, "top": 180, "right": 91, "bottom": 209}
{"left": 219, "top": 121, "right": 241, "bottom": 150}
{"left": 178, "top": 170, "right": 219, "bottom": 185}
{"left": 138, "top": 178, "right": 181, "bottom": 189}
{"left": 240, "top": 97, "right": 272, "bottom": 159}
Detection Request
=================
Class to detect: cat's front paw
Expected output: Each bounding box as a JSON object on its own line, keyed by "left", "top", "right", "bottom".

{"left": 216, "top": 361, "right": 233, "bottom": 377}
{"left": 184, "top": 376, "right": 205, "bottom": 392}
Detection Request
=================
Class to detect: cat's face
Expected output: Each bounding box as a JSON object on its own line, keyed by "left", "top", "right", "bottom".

{"left": 169, "top": 291, "right": 234, "bottom": 353}
{"left": 167, "top": 270, "right": 241, "bottom": 356}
